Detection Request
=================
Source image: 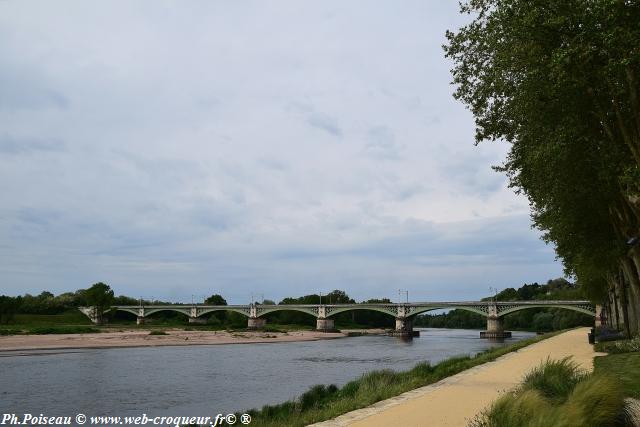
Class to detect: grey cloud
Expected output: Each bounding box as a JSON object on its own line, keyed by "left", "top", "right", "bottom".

{"left": 0, "top": 1, "right": 560, "bottom": 301}
{"left": 307, "top": 112, "right": 342, "bottom": 137}
{"left": 0, "top": 65, "right": 69, "bottom": 111}
{"left": 0, "top": 134, "right": 65, "bottom": 154}
{"left": 363, "top": 126, "right": 403, "bottom": 160}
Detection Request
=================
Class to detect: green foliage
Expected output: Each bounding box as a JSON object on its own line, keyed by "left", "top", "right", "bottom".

{"left": 0, "top": 295, "right": 20, "bottom": 324}
{"left": 148, "top": 330, "right": 168, "bottom": 335}
{"left": 472, "top": 359, "right": 626, "bottom": 427}
{"left": 204, "top": 294, "right": 227, "bottom": 305}
{"left": 532, "top": 312, "right": 554, "bottom": 332}
{"left": 83, "top": 282, "right": 114, "bottom": 308}
{"left": 204, "top": 294, "right": 227, "bottom": 323}
{"left": 445, "top": 0, "right": 640, "bottom": 304}
{"left": 415, "top": 308, "right": 485, "bottom": 329}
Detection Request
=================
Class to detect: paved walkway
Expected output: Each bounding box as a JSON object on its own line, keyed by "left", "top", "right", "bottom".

{"left": 312, "top": 328, "right": 601, "bottom": 427}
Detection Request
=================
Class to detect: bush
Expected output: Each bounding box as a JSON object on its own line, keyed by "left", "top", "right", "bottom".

{"left": 149, "top": 330, "right": 168, "bottom": 335}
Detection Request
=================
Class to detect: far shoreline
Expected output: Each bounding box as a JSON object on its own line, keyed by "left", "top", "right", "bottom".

{"left": 0, "top": 328, "right": 354, "bottom": 352}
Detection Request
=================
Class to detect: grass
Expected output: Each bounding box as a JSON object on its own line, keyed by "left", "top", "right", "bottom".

{"left": 0, "top": 312, "right": 99, "bottom": 334}
{"left": 12, "top": 312, "right": 93, "bottom": 325}
{"left": 471, "top": 358, "right": 629, "bottom": 427}
{"left": 238, "top": 331, "right": 562, "bottom": 427}
{"left": 148, "top": 330, "right": 168, "bottom": 335}
{"left": 594, "top": 352, "right": 640, "bottom": 399}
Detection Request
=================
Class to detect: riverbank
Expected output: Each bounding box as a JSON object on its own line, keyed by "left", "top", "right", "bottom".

{"left": 0, "top": 329, "right": 347, "bottom": 351}
{"left": 314, "top": 327, "right": 599, "bottom": 427}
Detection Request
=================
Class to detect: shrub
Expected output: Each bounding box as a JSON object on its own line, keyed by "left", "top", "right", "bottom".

{"left": 148, "top": 330, "right": 168, "bottom": 335}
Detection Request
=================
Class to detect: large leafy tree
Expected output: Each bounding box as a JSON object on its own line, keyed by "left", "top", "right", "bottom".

{"left": 83, "top": 282, "right": 115, "bottom": 323}
{"left": 445, "top": 0, "right": 640, "bottom": 334}
{"left": 205, "top": 294, "right": 228, "bottom": 323}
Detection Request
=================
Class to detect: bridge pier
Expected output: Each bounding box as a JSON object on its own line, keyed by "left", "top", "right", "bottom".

{"left": 481, "top": 316, "right": 511, "bottom": 339}
{"left": 247, "top": 317, "right": 266, "bottom": 329}
{"left": 136, "top": 316, "right": 146, "bottom": 325}
{"left": 188, "top": 317, "right": 207, "bottom": 324}
{"left": 391, "top": 318, "right": 419, "bottom": 337}
{"left": 316, "top": 318, "right": 335, "bottom": 332}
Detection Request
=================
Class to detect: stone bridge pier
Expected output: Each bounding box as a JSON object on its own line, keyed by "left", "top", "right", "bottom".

{"left": 480, "top": 304, "right": 512, "bottom": 338}
{"left": 78, "top": 307, "right": 102, "bottom": 325}
{"left": 315, "top": 306, "right": 336, "bottom": 332}
{"left": 393, "top": 317, "right": 417, "bottom": 337}
{"left": 316, "top": 306, "right": 335, "bottom": 332}
{"left": 316, "top": 318, "right": 335, "bottom": 331}
{"left": 480, "top": 316, "right": 511, "bottom": 338}
{"left": 247, "top": 305, "right": 267, "bottom": 330}
{"left": 390, "top": 306, "right": 419, "bottom": 337}
{"left": 248, "top": 317, "right": 266, "bottom": 329}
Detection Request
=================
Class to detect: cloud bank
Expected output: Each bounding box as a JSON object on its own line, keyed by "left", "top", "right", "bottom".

{"left": 0, "top": 1, "right": 562, "bottom": 303}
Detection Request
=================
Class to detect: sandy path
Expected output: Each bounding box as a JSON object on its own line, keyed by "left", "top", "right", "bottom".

{"left": 0, "top": 329, "right": 346, "bottom": 351}
{"left": 313, "top": 328, "right": 601, "bottom": 427}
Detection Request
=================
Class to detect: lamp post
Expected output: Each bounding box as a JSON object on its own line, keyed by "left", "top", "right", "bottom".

{"left": 489, "top": 287, "right": 498, "bottom": 303}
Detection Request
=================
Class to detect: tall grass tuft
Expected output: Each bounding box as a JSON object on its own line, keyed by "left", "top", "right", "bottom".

{"left": 471, "top": 359, "right": 628, "bottom": 427}
{"left": 519, "top": 357, "right": 585, "bottom": 403}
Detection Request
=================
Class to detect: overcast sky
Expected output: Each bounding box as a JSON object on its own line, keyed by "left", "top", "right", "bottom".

{"left": 0, "top": 1, "right": 563, "bottom": 303}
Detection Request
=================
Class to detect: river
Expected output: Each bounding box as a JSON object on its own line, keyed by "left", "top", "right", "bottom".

{"left": 0, "top": 328, "right": 534, "bottom": 418}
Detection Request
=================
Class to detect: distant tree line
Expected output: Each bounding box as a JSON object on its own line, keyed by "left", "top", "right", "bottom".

{"left": 415, "top": 278, "right": 593, "bottom": 332}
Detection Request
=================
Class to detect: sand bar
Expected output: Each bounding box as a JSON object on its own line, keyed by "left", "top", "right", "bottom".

{"left": 313, "top": 327, "right": 602, "bottom": 427}
{"left": 0, "top": 329, "right": 347, "bottom": 351}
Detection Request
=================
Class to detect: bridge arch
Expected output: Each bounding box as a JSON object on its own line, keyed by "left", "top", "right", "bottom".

{"left": 141, "top": 308, "right": 192, "bottom": 318}
{"left": 254, "top": 306, "right": 319, "bottom": 318}
{"left": 111, "top": 307, "right": 142, "bottom": 317}
{"left": 408, "top": 306, "right": 489, "bottom": 318}
{"left": 324, "top": 306, "right": 398, "bottom": 319}
{"left": 497, "top": 304, "right": 595, "bottom": 318}
{"left": 197, "top": 307, "right": 251, "bottom": 318}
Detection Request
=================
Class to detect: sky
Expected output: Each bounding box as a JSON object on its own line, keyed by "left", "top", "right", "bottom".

{"left": 0, "top": 1, "right": 564, "bottom": 303}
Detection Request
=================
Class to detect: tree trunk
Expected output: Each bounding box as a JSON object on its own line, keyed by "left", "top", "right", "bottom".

{"left": 622, "top": 256, "right": 640, "bottom": 335}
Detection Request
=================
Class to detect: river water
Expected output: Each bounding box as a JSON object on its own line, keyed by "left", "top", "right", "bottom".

{"left": 0, "top": 328, "right": 534, "bottom": 417}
